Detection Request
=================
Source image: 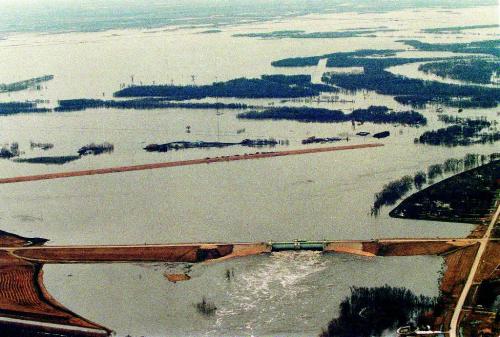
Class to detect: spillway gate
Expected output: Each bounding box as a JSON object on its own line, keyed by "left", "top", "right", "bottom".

{"left": 269, "top": 240, "right": 327, "bottom": 251}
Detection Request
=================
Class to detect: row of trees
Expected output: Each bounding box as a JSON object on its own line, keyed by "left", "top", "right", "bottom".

{"left": 421, "top": 24, "right": 498, "bottom": 34}
{"left": 273, "top": 51, "right": 442, "bottom": 70}
{"left": 113, "top": 75, "right": 337, "bottom": 99}
{"left": 238, "top": 105, "right": 427, "bottom": 126}
{"left": 78, "top": 142, "right": 114, "bottom": 156}
{"left": 14, "top": 155, "right": 80, "bottom": 165}
{"left": 271, "top": 49, "right": 398, "bottom": 67}
{"left": 325, "top": 68, "right": 500, "bottom": 109}
{"left": 371, "top": 152, "right": 499, "bottom": 216}
{"left": 233, "top": 28, "right": 394, "bottom": 39}
{"left": 0, "top": 75, "right": 53, "bottom": 93}
{"left": 0, "top": 102, "right": 50, "bottom": 115}
{"left": 55, "top": 98, "right": 249, "bottom": 112}
{"left": 144, "top": 138, "right": 281, "bottom": 152}
{"left": 389, "top": 157, "right": 500, "bottom": 223}
{"left": 400, "top": 39, "right": 500, "bottom": 58}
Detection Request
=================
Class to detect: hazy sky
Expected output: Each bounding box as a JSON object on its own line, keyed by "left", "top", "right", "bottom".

{"left": 0, "top": 0, "right": 497, "bottom": 34}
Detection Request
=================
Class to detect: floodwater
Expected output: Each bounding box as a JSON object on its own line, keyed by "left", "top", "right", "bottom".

{"left": 0, "top": 3, "right": 498, "bottom": 336}
{"left": 43, "top": 253, "right": 444, "bottom": 337}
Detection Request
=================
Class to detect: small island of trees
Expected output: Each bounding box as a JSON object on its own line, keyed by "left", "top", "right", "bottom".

{"left": 2, "top": 142, "right": 115, "bottom": 165}
{"left": 233, "top": 28, "right": 395, "bottom": 39}
{"left": 144, "top": 138, "right": 281, "bottom": 152}
{"left": 238, "top": 105, "right": 427, "bottom": 126}
{"left": 0, "top": 143, "right": 20, "bottom": 159}
{"left": 78, "top": 142, "right": 114, "bottom": 156}
{"left": 0, "top": 75, "right": 54, "bottom": 93}
{"left": 14, "top": 156, "right": 81, "bottom": 165}
{"left": 113, "top": 74, "right": 337, "bottom": 99}
{"left": 416, "top": 118, "right": 499, "bottom": 146}
{"left": 419, "top": 59, "right": 500, "bottom": 85}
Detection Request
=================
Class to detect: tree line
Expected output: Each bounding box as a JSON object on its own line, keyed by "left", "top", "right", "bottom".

{"left": 0, "top": 102, "right": 50, "bottom": 115}
{"left": 54, "top": 98, "right": 249, "bottom": 112}
{"left": 238, "top": 105, "right": 427, "bottom": 126}
{"left": 113, "top": 75, "right": 337, "bottom": 99}
{"left": 419, "top": 59, "right": 500, "bottom": 85}
{"left": 371, "top": 153, "right": 498, "bottom": 216}
{"left": 324, "top": 69, "right": 500, "bottom": 108}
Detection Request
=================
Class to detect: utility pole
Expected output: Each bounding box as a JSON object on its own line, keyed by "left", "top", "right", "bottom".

{"left": 215, "top": 76, "right": 220, "bottom": 141}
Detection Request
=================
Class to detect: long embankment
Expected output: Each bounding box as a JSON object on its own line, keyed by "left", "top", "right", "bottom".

{"left": 4, "top": 238, "right": 483, "bottom": 264}
{"left": 0, "top": 143, "right": 383, "bottom": 185}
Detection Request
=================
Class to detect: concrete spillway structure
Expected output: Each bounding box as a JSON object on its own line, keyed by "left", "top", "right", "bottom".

{"left": 270, "top": 240, "right": 326, "bottom": 251}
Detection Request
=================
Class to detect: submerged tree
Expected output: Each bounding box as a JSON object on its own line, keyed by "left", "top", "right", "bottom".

{"left": 463, "top": 153, "right": 480, "bottom": 170}
{"left": 371, "top": 176, "right": 413, "bottom": 216}
{"left": 320, "top": 285, "right": 437, "bottom": 337}
{"left": 196, "top": 297, "right": 217, "bottom": 316}
{"left": 413, "top": 171, "right": 427, "bottom": 190}
{"left": 77, "top": 142, "right": 114, "bottom": 156}
{"left": 416, "top": 119, "right": 497, "bottom": 147}
{"left": 442, "top": 158, "right": 463, "bottom": 174}
{"left": 427, "top": 164, "right": 443, "bottom": 180}
{"left": 0, "top": 142, "right": 20, "bottom": 159}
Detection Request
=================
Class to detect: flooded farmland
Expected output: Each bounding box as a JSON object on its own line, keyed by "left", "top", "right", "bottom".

{"left": 0, "top": 1, "right": 498, "bottom": 336}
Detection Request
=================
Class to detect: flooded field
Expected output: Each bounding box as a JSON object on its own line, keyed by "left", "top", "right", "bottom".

{"left": 44, "top": 253, "right": 444, "bottom": 337}
{"left": 0, "top": 2, "right": 498, "bottom": 336}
